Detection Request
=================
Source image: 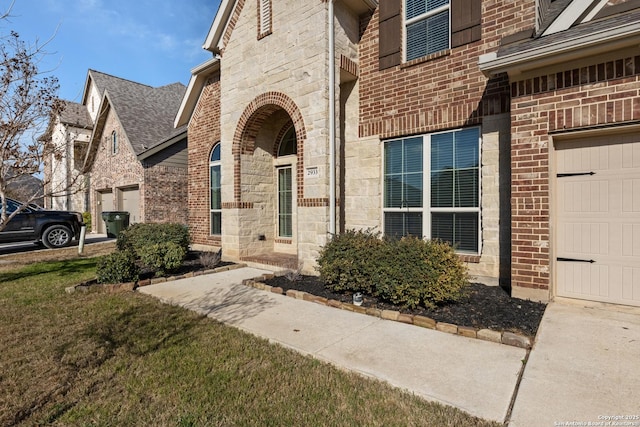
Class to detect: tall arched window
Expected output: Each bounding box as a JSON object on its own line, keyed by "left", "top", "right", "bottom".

{"left": 276, "top": 126, "right": 296, "bottom": 238}
{"left": 210, "top": 143, "right": 221, "bottom": 235}
{"left": 111, "top": 131, "right": 118, "bottom": 155}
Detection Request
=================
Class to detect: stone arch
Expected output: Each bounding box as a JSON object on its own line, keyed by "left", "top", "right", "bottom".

{"left": 232, "top": 92, "right": 307, "bottom": 203}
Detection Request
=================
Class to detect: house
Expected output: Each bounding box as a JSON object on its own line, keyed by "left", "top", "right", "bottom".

{"left": 177, "top": 0, "right": 640, "bottom": 308}
{"left": 45, "top": 69, "right": 189, "bottom": 233}
{"left": 42, "top": 101, "right": 92, "bottom": 211}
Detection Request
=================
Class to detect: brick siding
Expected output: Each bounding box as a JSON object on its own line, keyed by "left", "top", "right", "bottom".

{"left": 143, "top": 164, "right": 188, "bottom": 224}
{"left": 187, "top": 76, "right": 222, "bottom": 246}
{"left": 510, "top": 54, "right": 640, "bottom": 293}
{"left": 358, "top": 0, "right": 535, "bottom": 140}
{"left": 90, "top": 109, "right": 144, "bottom": 231}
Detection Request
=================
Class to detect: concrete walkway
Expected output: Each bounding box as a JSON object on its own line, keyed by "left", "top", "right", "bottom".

{"left": 138, "top": 267, "right": 640, "bottom": 425}
{"left": 138, "top": 267, "right": 527, "bottom": 423}
{"left": 509, "top": 301, "right": 640, "bottom": 427}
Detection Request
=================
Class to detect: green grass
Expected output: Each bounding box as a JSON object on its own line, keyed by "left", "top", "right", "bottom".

{"left": 0, "top": 258, "right": 501, "bottom": 426}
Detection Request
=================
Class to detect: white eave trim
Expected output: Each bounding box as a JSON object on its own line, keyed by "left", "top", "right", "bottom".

{"left": 479, "top": 21, "right": 640, "bottom": 77}
{"left": 542, "top": 0, "right": 592, "bottom": 36}
{"left": 174, "top": 57, "right": 220, "bottom": 128}
{"left": 203, "top": 0, "right": 234, "bottom": 53}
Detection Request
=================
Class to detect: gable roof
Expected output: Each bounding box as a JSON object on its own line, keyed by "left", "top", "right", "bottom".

{"left": 479, "top": 1, "right": 640, "bottom": 77}
{"left": 82, "top": 70, "right": 187, "bottom": 172}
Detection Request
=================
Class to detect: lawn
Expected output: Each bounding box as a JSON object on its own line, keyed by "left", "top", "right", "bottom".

{"left": 0, "top": 258, "right": 501, "bottom": 426}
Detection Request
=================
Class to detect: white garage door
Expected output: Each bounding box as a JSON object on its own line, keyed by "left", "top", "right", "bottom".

{"left": 556, "top": 132, "right": 640, "bottom": 307}
{"left": 118, "top": 187, "right": 140, "bottom": 224}
{"left": 97, "top": 190, "right": 113, "bottom": 234}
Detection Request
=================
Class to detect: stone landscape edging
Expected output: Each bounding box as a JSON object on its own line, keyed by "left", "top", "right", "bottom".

{"left": 65, "top": 263, "right": 249, "bottom": 294}
{"left": 65, "top": 264, "right": 532, "bottom": 349}
{"left": 241, "top": 273, "right": 533, "bottom": 350}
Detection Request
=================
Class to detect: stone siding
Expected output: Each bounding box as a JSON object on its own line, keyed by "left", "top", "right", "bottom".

{"left": 217, "top": 0, "right": 333, "bottom": 272}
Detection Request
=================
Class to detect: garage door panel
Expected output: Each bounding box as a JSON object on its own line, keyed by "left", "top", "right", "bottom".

{"left": 556, "top": 133, "right": 640, "bottom": 307}
{"left": 622, "top": 224, "right": 640, "bottom": 256}
{"left": 622, "top": 267, "right": 639, "bottom": 301}
{"left": 557, "top": 263, "right": 610, "bottom": 298}
{"left": 558, "top": 222, "right": 608, "bottom": 256}
{"left": 558, "top": 262, "right": 640, "bottom": 305}
{"left": 560, "top": 180, "right": 610, "bottom": 214}
{"left": 622, "top": 178, "right": 640, "bottom": 212}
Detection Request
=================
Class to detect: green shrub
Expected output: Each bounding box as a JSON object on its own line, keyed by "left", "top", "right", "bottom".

{"left": 317, "top": 230, "right": 469, "bottom": 309}
{"left": 117, "top": 223, "right": 190, "bottom": 255}
{"left": 317, "top": 229, "right": 384, "bottom": 294}
{"left": 96, "top": 251, "right": 139, "bottom": 284}
{"left": 82, "top": 212, "right": 91, "bottom": 230}
{"left": 374, "top": 237, "right": 469, "bottom": 309}
{"left": 138, "top": 242, "right": 187, "bottom": 276}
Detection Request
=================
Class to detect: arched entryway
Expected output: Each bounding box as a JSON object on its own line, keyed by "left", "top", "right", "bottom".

{"left": 229, "top": 92, "right": 307, "bottom": 265}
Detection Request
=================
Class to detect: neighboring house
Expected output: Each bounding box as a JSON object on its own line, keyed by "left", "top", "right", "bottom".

{"left": 45, "top": 69, "right": 189, "bottom": 233}
{"left": 176, "top": 0, "right": 640, "bottom": 307}
{"left": 5, "top": 173, "right": 44, "bottom": 206}
{"left": 42, "top": 101, "right": 92, "bottom": 211}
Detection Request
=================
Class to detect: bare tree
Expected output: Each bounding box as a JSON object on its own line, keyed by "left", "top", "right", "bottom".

{"left": 0, "top": 2, "right": 70, "bottom": 231}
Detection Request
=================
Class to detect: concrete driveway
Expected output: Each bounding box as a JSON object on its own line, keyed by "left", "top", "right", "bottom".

{"left": 509, "top": 301, "right": 640, "bottom": 426}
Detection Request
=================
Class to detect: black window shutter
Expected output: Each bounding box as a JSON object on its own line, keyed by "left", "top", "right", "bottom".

{"left": 379, "top": 0, "right": 402, "bottom": 70}
{"left": 451, "top": 0, "right": 482, "bottom": 48}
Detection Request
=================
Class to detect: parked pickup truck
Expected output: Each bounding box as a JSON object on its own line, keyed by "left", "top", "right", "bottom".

{"left": 0, "top": 198, "right": 84, "bottom": 249}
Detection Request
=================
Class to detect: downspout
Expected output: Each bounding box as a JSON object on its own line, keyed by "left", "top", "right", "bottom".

{"left": 328, "top": 0, "right": 336, "bottom": 235}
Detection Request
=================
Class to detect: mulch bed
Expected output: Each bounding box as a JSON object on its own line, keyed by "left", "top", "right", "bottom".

{"left": 134, "top": 251, "right": 546, "bottom": 337}
{"left": 138, "top": 250, "right": 235, "bottom": 281}
{"left": 265, "top": 275, "right": 547, "bottom": 337}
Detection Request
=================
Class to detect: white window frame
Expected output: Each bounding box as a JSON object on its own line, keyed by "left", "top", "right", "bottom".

{"left": 382, "top": 127, "right": 482, "bottom": 254}
{"left": 276, "top": 165, "right": 293, "bottom": 239}
{"left": 404, "top": 0, "right": 451, "bottom": 62}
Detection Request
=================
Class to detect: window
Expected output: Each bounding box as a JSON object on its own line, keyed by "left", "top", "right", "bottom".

{"left": 378, "top": 0, "right": 481, "bottom": 70}
{"left": 405, "top": 0, "right": 450, "bottom": 61}
{"left": 383, "top": 127, "right": 480, "bottom": 253}
{"left": 258, "top": 0, "right": 272, "bottom": 38}
{"left": 210, "top": 143, "right": 221, "bottom": 235}
{"left": 278, "top": 126, "right": 297, "bottom": 157}
{"left": 277, "top": 167, "right": 292, "bottom": 238}
{"left": 276, "top": 125, "right": 295, "bottom": 238}
{"left": 111, "top": 131, "right": 118, "bottom": 155}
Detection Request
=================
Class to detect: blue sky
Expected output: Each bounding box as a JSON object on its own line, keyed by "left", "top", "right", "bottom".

{"left": 2, "top": 0, "right": 221, "bottom": 102}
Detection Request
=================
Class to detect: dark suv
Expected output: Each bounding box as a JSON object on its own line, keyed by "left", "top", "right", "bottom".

{"left": 0, "top": 198, "right": 84, "bottom": 249}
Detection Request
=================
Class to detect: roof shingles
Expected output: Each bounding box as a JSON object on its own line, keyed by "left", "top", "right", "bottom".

{"left": 87, "top": 70, "right": 186, "bottom": 156}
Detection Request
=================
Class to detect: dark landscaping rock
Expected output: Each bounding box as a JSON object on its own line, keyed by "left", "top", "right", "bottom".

{"left": 265, "top": 275, "right": 546, "bottom": 337}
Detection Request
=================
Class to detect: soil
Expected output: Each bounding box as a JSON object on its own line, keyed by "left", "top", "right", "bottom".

{"left": 138, "top": 250, "right": 235, "bottom": 280}
{"left": 264, "top": 275, "right": 547, "bottom": 337}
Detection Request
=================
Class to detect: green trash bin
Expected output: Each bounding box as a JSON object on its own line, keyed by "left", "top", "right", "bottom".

{"left": 101, "top": 211, "right": 130, "bottom": 238}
